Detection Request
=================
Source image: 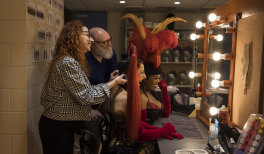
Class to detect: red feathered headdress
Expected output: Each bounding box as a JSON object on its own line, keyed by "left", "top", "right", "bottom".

{"left": 121, "top": 13, "right": 187, "bottom": 68}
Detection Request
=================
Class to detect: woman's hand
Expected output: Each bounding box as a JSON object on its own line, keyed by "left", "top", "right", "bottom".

{"left": 108, "top": 74, "right": 127, "bottom": 89}
{"left": 158, "top": 79, "right": 167, "bottom": 88}
{"left": 158, "top": 79, "right": 171, "bottom": 117}
{"left": 114, "top": 74, "right": 127, "bottom": 85}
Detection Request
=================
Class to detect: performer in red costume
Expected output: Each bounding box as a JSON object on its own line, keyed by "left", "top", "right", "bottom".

{"left": 104, "top": 49, "right": 178, "bottom": 154}
{"left": 121, "top": 14, "right": 187, "bottom": 142}
{"left": 102, "top": 14, "right": 186, "bottom": 154}
{"left": 140, "top": 63, "right": 171, "bottom": 124}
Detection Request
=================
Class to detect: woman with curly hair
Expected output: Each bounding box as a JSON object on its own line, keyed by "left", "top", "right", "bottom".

{"left": 38, "top": 20, "right": 127, "bottom": 154}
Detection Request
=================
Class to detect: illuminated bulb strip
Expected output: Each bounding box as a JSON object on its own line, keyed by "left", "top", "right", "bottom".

{"left": 189, "top": 71, "right": 195, "bottom": 78}
{"left": 188, "top": 71, "right": 202, "bottom": 78}
{"left": 211, "top": 80, "right": 232, "bottom": 88}
{"left": 215, "top": 34, "right": 223, "bottom": 41}
{"left": 211, "top": 79, "right": 220, "bottom": 88}
{"left": 210, "top": 107, "right": 218, "bottom": 116}
{"left": 190, "top": 33, "right": 198, "bottom": 40}
{"left": 208, "top": 72, "right": 221, "bottom": 79}
{"left": 209, "top": 34, "right": 223, "bottom": 41}
{"left": 212, "top": 52, "right": 226, "bottom": 61}
{"left": 211, "top": 80, "right": 225, "bottom": 88}
{"left": 195, "top": 21, "right": 206, "bottom": 29}
{"left": 219, "top": 24, "right": 230, "bottom": 29}
{"left": 213, "top": 52, "right": 221, "bottom": 61}
{"left": 208, "top": 13, "right": 221, "bottom": 22}
{"left": 212, "top": 72, "right": 221, "bottom": 79}
{"left": 209, "top": 52, "right": 233, "bottom": 61}
{"left": 190, "top": 33, "right": 204, "bottom": 40}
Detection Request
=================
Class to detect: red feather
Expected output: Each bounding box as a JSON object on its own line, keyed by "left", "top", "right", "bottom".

{"left": 129, "top": 27, "right": 178, "bottom": 68}
{"left": 156, "top": 30, "right": 178, "bottom": 53}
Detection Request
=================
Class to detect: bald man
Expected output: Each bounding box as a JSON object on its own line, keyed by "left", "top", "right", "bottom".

{"left": 82, "top": 28, "right": 118, "bottom": 153}
{"left": 85, "top": 27, "right": 118, "bottom": 86}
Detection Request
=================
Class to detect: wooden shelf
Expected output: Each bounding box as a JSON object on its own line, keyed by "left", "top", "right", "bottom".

{"left": 155, "top": 86, "right": 179, "bottom": 93}
{"left": 160, "top": 62, "right": 192, "bottom": 64}
{"left": 175, "top": 84, "right": 192, "bottom": 88}
{"left": 207, "top": 88, "right": 229, "bottom": 94}
{"left": 155, "top": 84, "right": 192, "bottom": 93}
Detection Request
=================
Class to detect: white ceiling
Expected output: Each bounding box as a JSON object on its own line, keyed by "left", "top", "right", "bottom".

{"left": 64, "top": 0, "right": 231, "bottom": 12}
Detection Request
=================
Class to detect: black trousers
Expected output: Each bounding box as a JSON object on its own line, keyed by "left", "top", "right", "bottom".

{"left": 38, "top": 115, "right": 92, "bottom": 154}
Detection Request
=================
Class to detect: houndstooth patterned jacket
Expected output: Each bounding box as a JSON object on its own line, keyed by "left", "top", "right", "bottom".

{"left": 41, "top": 56, "right": 110, "bottom": 121}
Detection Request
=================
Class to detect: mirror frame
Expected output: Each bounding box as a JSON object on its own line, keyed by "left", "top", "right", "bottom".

{"left": 197, "top": 13, "right": 239, "bottom": 128}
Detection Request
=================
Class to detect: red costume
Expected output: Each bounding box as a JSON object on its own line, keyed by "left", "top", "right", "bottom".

{"left": 140, "top": 79, "right": 171, "bottom": 122}
{"left": 122, "top": 13, "right": 186, "bottom": 142}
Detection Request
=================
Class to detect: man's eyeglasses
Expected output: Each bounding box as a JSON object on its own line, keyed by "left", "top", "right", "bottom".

{"left": 94, "top": 38, "right": 111, "bottom": 46}
{"left": 82, "top": 30, "right": 91, "bottom": 38}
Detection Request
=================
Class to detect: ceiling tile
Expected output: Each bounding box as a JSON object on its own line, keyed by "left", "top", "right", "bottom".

{"left": 64, "top": 0, "right": 231, "bottom": 11}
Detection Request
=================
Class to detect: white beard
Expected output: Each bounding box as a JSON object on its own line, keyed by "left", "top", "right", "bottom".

{"left": 94, "top": 45, "right": 113, "bottom": 59}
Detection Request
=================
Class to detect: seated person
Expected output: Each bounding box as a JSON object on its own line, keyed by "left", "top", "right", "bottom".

{"left": 120, "top": 13, "right": 186, "bottom": 125}
{"left": 140, "top": 63, "right": 171, "bottom": 124}
{"left": 102, "top": 56, "right": 183, "bottom": 154}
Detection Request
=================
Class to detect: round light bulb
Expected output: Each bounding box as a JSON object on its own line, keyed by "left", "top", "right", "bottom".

{"left": 190, "top": 33, "right": 197, "bottom": 40}
{"left": 210, "top": 107, "right": 218, "bottom": 116}
{"left": 189, "top": 71, "right": 195, "bottom": 78}
{"left": 208, "top": 13, "right": 217, "bottom": 22}
{"left": 213, "top": 72, "right": 221, "bottom": 79}
{"left": 211, "top": 79, "right": 220, "bottom": 88}
{"left": 196, "top": 21, "right": 203, "bottom": 29}
{"left": 216, "top": 34, "right": 223, "bottom": 41}
{"left": 213, "top": 52, "right": 221, "bottom": 61}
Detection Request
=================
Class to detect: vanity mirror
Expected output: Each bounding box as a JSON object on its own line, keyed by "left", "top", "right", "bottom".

{"left": 193, "top": 13, "right": 238, "bottom": 127}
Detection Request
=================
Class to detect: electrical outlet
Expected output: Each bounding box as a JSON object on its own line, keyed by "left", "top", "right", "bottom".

{"left": 32, "top": 46, "right": 40, "bottom": 62}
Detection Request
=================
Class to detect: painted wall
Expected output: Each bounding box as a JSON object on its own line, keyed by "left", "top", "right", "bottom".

{"left": 0, "top": 0, "right": 28, "bottom": 153}
{"left": 232, "top": 12, "right": 264, "bottom": 128}
{"left": 0, "top": 0, "right": 64, "bottom": 154}
{"left": 71, "top": 11, "right": 107, "bottom": 29}
{"left": 26, "top": 0, "right": 64, "bottom": 153}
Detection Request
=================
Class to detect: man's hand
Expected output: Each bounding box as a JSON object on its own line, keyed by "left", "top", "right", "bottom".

{"left": 110, "top": 70, "right": 119, "bottom": 80}
{"left": 90, "top": 109, "right": 103, "bottom": 120}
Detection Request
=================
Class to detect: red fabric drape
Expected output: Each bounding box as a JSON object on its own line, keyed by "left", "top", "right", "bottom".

{"left": 126, "top": 44, "right": 141, "bottom": 141}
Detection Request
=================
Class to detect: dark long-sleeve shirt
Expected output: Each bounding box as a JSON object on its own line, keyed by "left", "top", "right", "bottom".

{"left": 85, "top": 50, "right": 118, "bottom": 109}
{"left": 85, "top": 50, "right": 118, "bottom": 85}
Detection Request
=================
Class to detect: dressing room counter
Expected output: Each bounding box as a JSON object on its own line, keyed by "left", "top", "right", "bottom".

{"left": 153, "top": 112, "right": 209, "bottom": 154}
